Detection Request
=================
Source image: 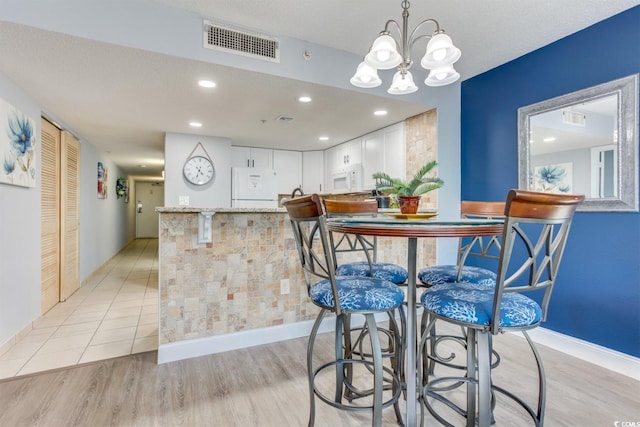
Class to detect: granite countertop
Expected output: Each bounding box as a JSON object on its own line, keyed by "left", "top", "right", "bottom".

{"left": 156, "top": 206, "right": 287, "bottom": 213}
{"left": 156, "top": 206, "right": 407, "bottom": 214}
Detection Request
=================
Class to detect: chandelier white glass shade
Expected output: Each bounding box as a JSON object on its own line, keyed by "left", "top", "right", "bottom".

{"left": 365, "top": 34, "right": 403, "bottom": 69}
{"left": 424, "top": 64, "right": 460, "bottom": 87}
{"left": 350, "top": 62, "right": 382, "bottom": 88}
{"left": 350, "top": 0, "right": 461, "bottom": 95}
{"left": 388, "top": 70, "right": 418, "bottom": 94}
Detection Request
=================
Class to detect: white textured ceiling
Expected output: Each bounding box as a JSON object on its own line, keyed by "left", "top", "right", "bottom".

{"left": 0, "top": 0, "right": 637, "bottom": 177}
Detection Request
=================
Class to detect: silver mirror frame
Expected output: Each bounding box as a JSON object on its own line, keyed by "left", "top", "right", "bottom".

{"left": 518, "top": 74, "right": 639, "bottom": 212}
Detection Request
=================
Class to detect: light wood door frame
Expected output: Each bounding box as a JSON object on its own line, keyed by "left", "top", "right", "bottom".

{"left": 40, "top": 118, "right": 61, "bottom": 313}
{"left": 40, "top": 119, "right": 81, "bottom": 313}
{"left": 60, "top": 131, "right": 80, "bottom": 300}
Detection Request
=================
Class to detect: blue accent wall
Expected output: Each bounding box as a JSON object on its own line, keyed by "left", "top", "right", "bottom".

{"left": 461, "top": 6, "right": 640, "bottom": 357}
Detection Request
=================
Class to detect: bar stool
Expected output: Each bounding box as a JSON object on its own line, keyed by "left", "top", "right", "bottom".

{"left": 323, "top": 198, "right": 409, "bottom": 395}
{"left": 283, "top": 194, "right": 405, "bottom": 427}
{"left": 418, "top": 201, "right": 504, "bottom": 287}
{"left": 418, "top": 201, "right": 505, "bottom": 375}
{"left": 323, "top": 199, "right": 409, "bottom": 285}
{"left": 419, "top": 190, "right": 583, "bottom": 426}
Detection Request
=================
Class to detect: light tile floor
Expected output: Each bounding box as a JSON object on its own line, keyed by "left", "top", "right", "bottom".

{"left": 0, "top": 239, "right": 158, "bottom": 379}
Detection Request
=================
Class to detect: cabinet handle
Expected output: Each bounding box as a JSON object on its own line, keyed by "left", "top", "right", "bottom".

{"left": 247, "top": 159, "right": 250, "bottom": 167}
{"left": 252, "top": 159, "right": 255, "bottom": 167}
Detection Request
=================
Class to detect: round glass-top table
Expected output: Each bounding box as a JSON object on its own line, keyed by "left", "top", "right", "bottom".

{"left": 326, "top": 216, "right": 504, "bottom": 427}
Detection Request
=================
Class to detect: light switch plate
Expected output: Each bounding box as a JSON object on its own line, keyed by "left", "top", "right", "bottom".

{"left": 179, "top": 196, "right": 189, "bottom": 206}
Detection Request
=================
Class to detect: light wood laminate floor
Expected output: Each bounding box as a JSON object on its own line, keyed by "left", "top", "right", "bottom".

{"left": 0, "top": 239, "right": 158, "bottom": 379}
{"left": 0, "top": 319, "right": 638, "bottom": 426}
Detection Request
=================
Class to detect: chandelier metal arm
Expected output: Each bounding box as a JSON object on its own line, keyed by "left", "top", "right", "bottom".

{"left": 352, "top": 0, "right": 460, "bottom": 94}
{"left": 380, "top": 14, "right": 443, "bottom": 68}
{"left": 407, "top": 18, "right": 441, "bottom": 49}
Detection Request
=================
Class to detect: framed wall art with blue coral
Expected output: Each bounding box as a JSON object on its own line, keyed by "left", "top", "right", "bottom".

{"left": 0, "top": 97, "right": 36, "bottom": 188}
{"left": 534, "top": 162, "right": 573, "bottom": 194}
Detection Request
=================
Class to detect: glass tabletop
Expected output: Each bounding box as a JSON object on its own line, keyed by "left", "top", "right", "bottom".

{"left": 327, "top": 216, "right": 504, "bottom": 227}
{"left": 326, "top": 216, "right": 504, "bottom": 238}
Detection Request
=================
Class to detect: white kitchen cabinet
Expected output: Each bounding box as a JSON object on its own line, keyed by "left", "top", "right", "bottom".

{"left": 273, "top": 149, "right": 302, "bottom": 194}
{"left": 231, "top": 146, "right": 273, "bottom": 169}
{"left": 324, "top": 144, "right": 340, "bottom": 189}
{"left": 363, "top": 122, "right": 405, "bottom": 190}
{"left": 302, "top": 151, "right": 324, "bottom": 194}
{"left": 335, "top": 137, "right": 362, "bottom": 170}
{"left": 326, "top": 137, "right": 363, "bottom": 178}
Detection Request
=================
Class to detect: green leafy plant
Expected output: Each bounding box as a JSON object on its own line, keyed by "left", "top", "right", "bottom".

{"left": 372, "top": 161, "right": 444, "bottom": 196}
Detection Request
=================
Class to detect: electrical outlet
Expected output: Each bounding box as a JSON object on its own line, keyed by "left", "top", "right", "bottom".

{"left": 179, "top": 195, "right": 189, "bottom": 206}
{"left": 280, "top": 279, "right": 290, "bottom": 295}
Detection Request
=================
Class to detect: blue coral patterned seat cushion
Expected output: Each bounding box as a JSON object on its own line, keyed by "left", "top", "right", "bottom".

{"left": 310, "top": 277, "right": 405, "bottom": 312}
{"left": 418, "top": 265, "right": 496, "bottom": 286}
{"left": 336, "top": 261, "right": 409, "bottom": 284}
{"left": 421, "top": 282, "right": 542, "bottom": 328}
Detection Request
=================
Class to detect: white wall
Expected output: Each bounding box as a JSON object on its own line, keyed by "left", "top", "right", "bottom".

{"left": 0, "top": 70, "right": 135, "bottom": 347}
{"left": 0, "top": 73, "right": 42, "bottom": 347}
{"left": 0, "top": 0, "right": 464, "bottom": 344}
{"left": 79, "top": 143, "right": 132, "bottom": 281}
{"left": 164, "top": 133, "right": 232, "bottom": 208}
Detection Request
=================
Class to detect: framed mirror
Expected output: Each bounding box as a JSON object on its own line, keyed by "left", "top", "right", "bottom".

{"left": 518, "top": 74, "right": 638, "bottom": 212}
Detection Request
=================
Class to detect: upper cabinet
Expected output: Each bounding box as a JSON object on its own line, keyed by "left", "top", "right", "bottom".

{"left": 231, "top": 146, "right": 273, "bottom": 169}
{"left": 302, "top": 151, "right": 324, "bottom": 194}
{"left": 273, "top": 150, "right": 303, "bottom": 194}
{"left": 327, "top": 137, "right": 363, "bottom": 175}
{"left": 229, "top": 121, "right": 405, "bottom": 195}
{"left": 362, "top": 122, "right": 405, "bottom": 190}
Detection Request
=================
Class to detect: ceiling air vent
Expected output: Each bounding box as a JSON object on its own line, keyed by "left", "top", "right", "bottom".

{"left": 562, "top": 110, "right": 586, "bottom": 127}
{"left": 204, "top": 20, "right": 280, "bottom": 63}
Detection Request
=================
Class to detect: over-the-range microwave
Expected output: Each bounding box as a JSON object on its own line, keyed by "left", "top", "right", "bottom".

{"left": 331, "top": 163, "right": 363, "bottom": 193}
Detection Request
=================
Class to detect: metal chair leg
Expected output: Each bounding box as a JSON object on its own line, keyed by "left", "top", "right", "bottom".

{"left": 476, "top": 331, "right": 492, "bottom": 427}
{"left": 307, "top": 309, "right": 327, "bottom": 427}
{"left": 364, "top": 313, "right": 384, "bottom": 427}
{"left": 334, "top": 314, "right": 346, "bottom": 403}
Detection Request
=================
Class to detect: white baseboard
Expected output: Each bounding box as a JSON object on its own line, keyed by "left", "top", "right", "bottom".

{"left": 158, "top": 318, "right": 640, "bottom": 382}
{"left": 525, "top": 327, "right": 640, "bottom": 381}
{"left": 157, "top": 312, "right": 389, "bottom": 365}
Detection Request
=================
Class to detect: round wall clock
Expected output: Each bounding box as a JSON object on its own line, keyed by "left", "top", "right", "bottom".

{"left": 183, "top": 155, "right": 215, "bottom": 185}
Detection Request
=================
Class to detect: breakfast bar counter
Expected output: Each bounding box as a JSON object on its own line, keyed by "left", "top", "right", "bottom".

{"left": 155, "top": 207, "right": 435, "bottom": 364}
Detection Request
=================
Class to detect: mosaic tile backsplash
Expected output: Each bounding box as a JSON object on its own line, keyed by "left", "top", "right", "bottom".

{"left": 158, "top": 209, "right": 435, "bottom": 345}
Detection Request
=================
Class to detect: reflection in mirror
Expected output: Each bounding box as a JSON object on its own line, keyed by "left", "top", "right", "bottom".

{"left": 518, "top": 74, "right": 639, "bottom": 212}
{"left": 529, "top": 94, "right": 618, "bottom": 197}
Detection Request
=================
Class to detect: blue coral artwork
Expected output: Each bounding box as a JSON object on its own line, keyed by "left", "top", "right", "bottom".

{"left": 534, "top": 162, "right": 572, "bottom": 194}
{"left": 0, "top": 97, "right": 36, "bottom": 188}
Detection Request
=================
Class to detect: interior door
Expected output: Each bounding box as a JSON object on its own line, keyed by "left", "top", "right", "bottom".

{"left": 40, "top": 119, "right": 61, "bottom": 313}
{"left": 136, "top": 181, "right": 164, "bottom": 238}
{"left": 60, "top": 131, "right": 80, "bottom": 300}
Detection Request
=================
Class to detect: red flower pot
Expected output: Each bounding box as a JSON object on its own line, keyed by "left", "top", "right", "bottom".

{"left": 398, "top": 195, "right": 421, "bottom": 214}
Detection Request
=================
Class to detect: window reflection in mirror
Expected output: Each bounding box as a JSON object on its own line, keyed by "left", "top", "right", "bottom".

{"left": 518, "top": 74, "right": 638, "bottom": 212}
{"left": 529, "top": 94, "right": 618, "bottom": 198}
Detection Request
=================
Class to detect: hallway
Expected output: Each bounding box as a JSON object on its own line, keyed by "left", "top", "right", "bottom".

{"left": 0, "top": 239, "right": 158, "bottom": 379}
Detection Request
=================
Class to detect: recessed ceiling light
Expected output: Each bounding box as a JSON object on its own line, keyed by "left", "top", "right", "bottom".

{"left": 319, "top": 136, "right": 329, "bottom": 141}
{"left": 137, "top": 164, "right": 147, "bottom": 168}
{"left": 189, "top": 122, "right": 203, "bottom": 127}
{"left": 198, "top": 80, "right": 216, "bottom": 88}
{"left": 543, "top": 137, "right": 556, "bottom": 142}
{"left": 298, "top": 96, "right": 312, "bottom": 103}
{"left": 374, "top": 110, "right": 388, "bottom": 116}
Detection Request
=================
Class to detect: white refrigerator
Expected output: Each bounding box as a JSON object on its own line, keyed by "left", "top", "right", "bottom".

{"left": 231, "top": 167, "right": 279, "bottom": 208}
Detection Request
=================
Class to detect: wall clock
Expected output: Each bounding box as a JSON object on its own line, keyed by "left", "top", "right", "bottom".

{"left": 183, "top": 142, "right": 215, "bottom": 186}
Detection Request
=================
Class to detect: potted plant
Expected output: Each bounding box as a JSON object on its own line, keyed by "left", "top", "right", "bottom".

{"left": 372, "top": 161, "right": 444, "bottom": 214}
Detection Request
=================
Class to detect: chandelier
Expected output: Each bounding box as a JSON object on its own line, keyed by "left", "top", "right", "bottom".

{"left": 350, "top": 0, "right": 461, "bottom": 95}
